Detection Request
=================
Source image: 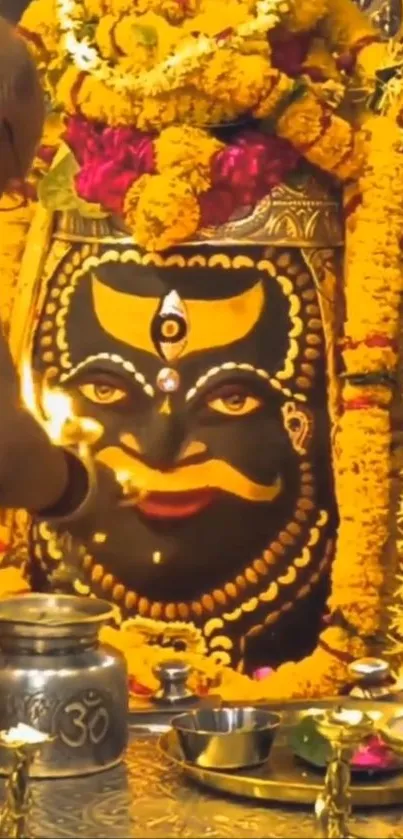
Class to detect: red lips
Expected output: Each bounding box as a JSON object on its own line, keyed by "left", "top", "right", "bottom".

{"left": 135, "top": 488, "right": 217, "bottom": 520}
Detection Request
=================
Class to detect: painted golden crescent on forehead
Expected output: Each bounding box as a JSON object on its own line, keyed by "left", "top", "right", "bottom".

{"left": 91, "top": 275, "right": 265, "bottom": 358}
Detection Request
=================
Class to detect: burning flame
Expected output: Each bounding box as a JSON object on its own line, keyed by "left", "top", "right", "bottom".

{"left": 0, "top": 723, "right": 50, "bottom": 746}
{"left": 41, "top": 388, "right": 73, "bottom": 444}
{"left": 21, "top": 360, "right": 40, "bottom": 421}
{"left": 21, "top": 362, "right": 144, "bottom": 497}
{"left": 21, "top": 359, "right": 73, "bottom": 444}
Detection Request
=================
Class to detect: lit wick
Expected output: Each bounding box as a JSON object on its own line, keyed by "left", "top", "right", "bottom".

{"left": 41, "top": 389, "right": 102, "bottom": 456}
{"left": 0, "top": 724, "right": 53, "bottom": 839}
{"left": 21, "top": 363, "right": 101, "bottom": 454}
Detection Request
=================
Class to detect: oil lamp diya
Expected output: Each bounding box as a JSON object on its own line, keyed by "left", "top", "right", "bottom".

{"left": 0, "top": 723, "right": 52, "bottom": 839}
{"left": 314, "top": 707, "right": 375, "bottom": 839}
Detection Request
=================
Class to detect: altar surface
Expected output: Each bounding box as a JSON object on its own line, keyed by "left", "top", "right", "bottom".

{"left": 19, "top": 730, "right": 403, "bottom": 839}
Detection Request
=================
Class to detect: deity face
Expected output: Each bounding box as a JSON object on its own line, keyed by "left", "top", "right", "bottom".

{"left": 32, "top": 242, "right": 335, "bottom": 666}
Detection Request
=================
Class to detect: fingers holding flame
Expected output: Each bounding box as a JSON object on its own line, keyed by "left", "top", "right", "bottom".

{"left": 20, "top": 362, "right": 146, "bottom": 504}
{"left": 20, "top": 361, "right": 102, "bottom": 447}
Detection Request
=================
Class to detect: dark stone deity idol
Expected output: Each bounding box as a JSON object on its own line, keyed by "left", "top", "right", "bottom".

{"left": 21, "top": 174, "right": 341, "bottom": 672}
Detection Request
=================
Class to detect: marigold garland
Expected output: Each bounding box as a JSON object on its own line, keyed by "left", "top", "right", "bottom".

{"left": 18, "top": 0, "right": 387, "bottom": 248}
{"left": 389, "top": 485, "right": 403, "bottom": 667}
{"left": 154, "top": 125, "right": 223, "bottom": 192}
{"left": 326, "top": 113, "right": 403, "bottom": 659}
{"left": 124, "top": 173, "right": 201, "bottom": 250}
{"left": 320, "top": 0, "right": 377, "bottom": 52}
{"left": 276, "top": 89, "right": 367, "bottom": 180}
{"left": 0, "top": 203, "right": 35, "bottom": 334}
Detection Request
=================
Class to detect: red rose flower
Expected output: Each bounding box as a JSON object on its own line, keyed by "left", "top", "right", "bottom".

{"left": 64, "top": 117, "right": 156, "bottom": 213}
{"left": 210, "top": 130, "right": 300, "bottom": 214}
{"left": 199, "top": 187, "right": 236, "bottom": 227}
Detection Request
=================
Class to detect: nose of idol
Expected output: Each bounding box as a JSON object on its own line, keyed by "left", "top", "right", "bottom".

{"left": 120, "top": 407, "right": 187, "bottom": 470}
{"left": 120, "top": 428, "right": 208, "bottom": 469}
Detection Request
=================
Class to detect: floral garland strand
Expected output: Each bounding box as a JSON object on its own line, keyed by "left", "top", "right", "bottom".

{"left": 0, "top": 204, "right": 35, "bottom": 334}
{"left": 389, "top": 482, "right": 403, "bottom": 668}
{"left": 17, "top": 0, "right": 383, "bottom": 252}
{"left": 334, "top": 114, "right": 403, "bottom": 649}
{"left": 59, "top": 75, "right": 365, "bottom": 251}
{"left": 20, "top": 0, "right": 371, "bottom": 130}
{"left": 55, "top": 0, "right": 290, "bottom": 95}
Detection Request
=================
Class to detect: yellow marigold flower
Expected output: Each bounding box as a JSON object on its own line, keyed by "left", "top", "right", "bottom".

{"left": 138, "top": 0, "right": 200, "bottom": 23}
{"left": 84, "top": 0, "right": 107, "bottom": 15}
{"left": 124, "top": 173, "right": 200, "bottom": 251}
{"left": 78, "top": 77, "right": 138, "bottom": 124}
{"left": 202, "top": 52, "right": 270, "bottom": 113}
{"left": 200, "top": 49, "right": 233, "bottom": 100}
{"left": 41, "top": 112, "right": 65, "bottom": 148}
{"left": 56, "top": 66, "right": 84, "bottom": 114}
{"left": 0, "top": 567, "right": 30, "bottom": 597}
{"left": 137, "top": 94, "right": 178, "bottom": 130}
{"left": 277, "top": 91, "right": 364, "bottom": 180}
{"left": 253, "top": 69, "right": 294, "bottom": 119}
{"left": 320, "top": 0, "right": 375, "bottom": 51}
{"left": 267, "top": 627, "right": 364, "bottom": 697}
{"left": 238, "top": 57, "right": 285, "bottom": 112}
{"left": 95, "top": 14, "right": 117, "bottom": 59}
{"left": 111, "top": 12, "right": 178, "bottom": 64}
{"left": 277, "top": 91, "right": 322, "bottom": 144}
{"left": 0, "top": 204, "right": 34, "bottom": 330}
{"left": 21, "top": 0, "right": 60, "bottom": 54}
{"left": 183, "top": 0, "right": 252, "bottom": 37}
{"left": 287, "top": 0, "right": 328, "bottom": 31}
{"left": 155, "top": 126, "right": 222, "bottom": 192}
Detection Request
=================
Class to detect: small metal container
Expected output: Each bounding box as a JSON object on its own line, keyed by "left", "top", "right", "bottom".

{"left": 172, "top": 706, "right": 280, "bottom": 770}
{"left": 0, "top": 593, "right": 128, "bottom": 778}
{"left": 347, "top": 657, "right": 395, "bottom": 700}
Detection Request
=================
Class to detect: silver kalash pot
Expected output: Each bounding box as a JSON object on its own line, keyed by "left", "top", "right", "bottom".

{"left": 0, "top": 593, "right": 128, "bottom": 777}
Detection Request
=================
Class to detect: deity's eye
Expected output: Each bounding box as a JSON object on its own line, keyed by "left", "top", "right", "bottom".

{"left": 206, "top": 384, "right": 263, "bottom": 417}
{"left": 78, "top": 382, "right": 127, "bottom": 405}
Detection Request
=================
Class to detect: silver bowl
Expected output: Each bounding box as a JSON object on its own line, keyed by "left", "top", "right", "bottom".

{"left": 172, "top": 706, "right": 281, "bottom": 770}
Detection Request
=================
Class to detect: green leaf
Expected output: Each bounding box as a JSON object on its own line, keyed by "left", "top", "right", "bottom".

{"left": 78, "top": 22, "right": 97, "bottom": 40}
{"left": 288, "top": 715, "right": 331, "bottom": 768}
{"left": 132, "top": 24, "right": 158, "bottom": 47}
{"left": 38, "top": 152, "right": 108, "bottom": 219}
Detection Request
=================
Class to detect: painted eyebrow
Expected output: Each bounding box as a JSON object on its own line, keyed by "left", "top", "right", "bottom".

{"left": 58, "top": 352, "right": 155, "bottom": 397}
{"left": 185, "top": 362, "right": 307, "bottom": 403}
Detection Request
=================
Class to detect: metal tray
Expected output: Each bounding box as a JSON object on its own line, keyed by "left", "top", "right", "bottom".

{"left": 159, "top": 701, "right": 403, "bottom": 807}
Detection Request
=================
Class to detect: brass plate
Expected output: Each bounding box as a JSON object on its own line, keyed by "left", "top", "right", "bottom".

{"left": 159, "top": 702, "right": 403, "bottom": 807}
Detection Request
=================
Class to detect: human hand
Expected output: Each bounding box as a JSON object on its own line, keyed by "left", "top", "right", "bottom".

{"left": 0, "top": 16, "right": 44, "bottom": 195}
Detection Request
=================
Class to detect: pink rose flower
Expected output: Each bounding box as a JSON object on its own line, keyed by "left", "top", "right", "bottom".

{"left": 64, "top": 117, "right": 156, "bottom": 213}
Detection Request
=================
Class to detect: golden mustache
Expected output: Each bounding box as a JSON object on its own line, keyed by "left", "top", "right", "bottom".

{"left": 96, "top": 446, "right": 283, "bottom": 503}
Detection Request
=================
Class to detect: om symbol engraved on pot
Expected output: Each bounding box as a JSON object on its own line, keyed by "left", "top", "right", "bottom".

{"left": 57, "top": 690, "right": 110, "bottom": 749}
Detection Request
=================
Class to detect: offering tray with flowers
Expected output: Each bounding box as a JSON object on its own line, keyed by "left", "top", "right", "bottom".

{"left": 159, "top": 698, "right": 403, "bottom": 807}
